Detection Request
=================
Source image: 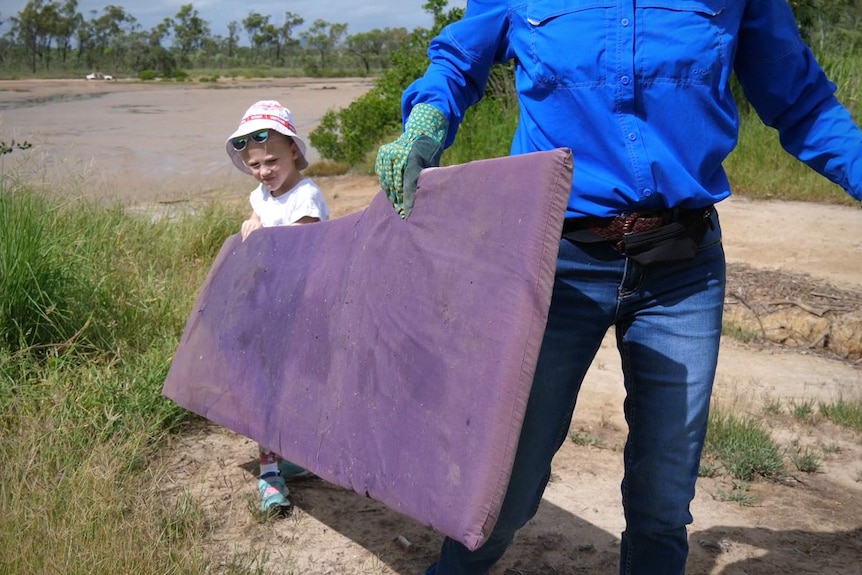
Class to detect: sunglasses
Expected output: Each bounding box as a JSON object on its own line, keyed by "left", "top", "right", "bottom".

{"left": 231, "top": 129, "right": 270, "bottom": 151}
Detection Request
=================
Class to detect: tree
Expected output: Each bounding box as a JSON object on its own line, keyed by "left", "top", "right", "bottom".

{"left": 172, "top": 4, "right": 210, "bottom": 65}
{"left": 345, "top": 29, "right": 383, "bottom": 74}
{"left": 73, "top": 12, "right": 93, "bottom": 67}
{"left": 50, "top": 0, "right": 78, "bottom": 64}
{"left": 11, "top": 0, "right": 48, "bottom": 73}
{"left": 125, "top": 19, "right": 176, "bottom": 76}
{"left": 226, "top": 20, "right": 239, "bottom": 58}
{"left": 0, "top": 13, "right": 7, "bottom": 64}
{"left": 300, "top": 19, "right": 347, "bottom": 70}
{"left": 345, "top": 27, "right": 409, "bottom": 73}
{"left": 90, "top": 5, "right": 137, "bottom": 71}
{"left": 257, "top": 22, "right": 279, "bottom": 60}
{"left": 242, "top": 11, "right": 269, "bottom": 59}
{"left": 37, "top": 1, "right": 61, "bottom": 70}
{"left": 790, "top": 0, "right": 862, "bottom": 48}
{"left": 277, "top": 11, "right": 304, "bottom": 64}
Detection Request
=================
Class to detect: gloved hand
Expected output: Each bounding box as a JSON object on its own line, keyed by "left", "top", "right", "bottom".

{"left": 375, "top": 103, "right": 448, "bottom": 218}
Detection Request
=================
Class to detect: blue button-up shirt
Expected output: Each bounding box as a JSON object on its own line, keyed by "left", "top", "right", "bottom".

{"left": 403, "top": 0, "right": 862, "bottom": 218}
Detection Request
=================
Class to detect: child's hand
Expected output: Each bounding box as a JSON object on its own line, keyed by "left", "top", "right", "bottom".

{"left": 241, "top": 218, "right": 262, "bottom": 241}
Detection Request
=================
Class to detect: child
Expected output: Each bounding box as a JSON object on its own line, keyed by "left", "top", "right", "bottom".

{"left": 225, "top": 99, "right": 330, "bottom": 512}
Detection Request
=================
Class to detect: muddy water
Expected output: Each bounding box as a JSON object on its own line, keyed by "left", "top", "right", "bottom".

{"left": 0, "top": 78, "right": 374, "bottom": 205}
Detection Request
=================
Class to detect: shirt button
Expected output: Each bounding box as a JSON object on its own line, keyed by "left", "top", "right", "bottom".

{"left": 621, "top": 75, "right": 630, "bottom": 85}
{"left": 621, "top": 18, "right": 630, "bottom": 26}
{"left": 643, "top": 188, "right": 653, "bottom": 197}
{"left": 628, "top": 133, "right": 637, "bottom": 141}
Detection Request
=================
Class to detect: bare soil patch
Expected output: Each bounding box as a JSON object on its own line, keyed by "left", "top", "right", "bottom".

{"left": 3, "top": 79, "right": 860, "bottom": 575}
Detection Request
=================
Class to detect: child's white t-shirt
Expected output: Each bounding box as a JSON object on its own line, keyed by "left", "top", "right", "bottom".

{"left": 249, "top": 177, "right": 330, "bottom": 226}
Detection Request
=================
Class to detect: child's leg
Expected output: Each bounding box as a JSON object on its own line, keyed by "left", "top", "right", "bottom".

{"left": 262, "top": 445, "right": 315, "bottom": 481}
{"left": 259, "top": 445, "right": 281, "bottom": 478}
{"left": 278, "top": 458, "right": 315, "bottom": 481}
{"left": 258, "top": 444, "right": 290, "bottom": 512}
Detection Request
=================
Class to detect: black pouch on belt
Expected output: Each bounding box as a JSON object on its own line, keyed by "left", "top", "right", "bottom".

{"left": 619, "top": 212, "right": 711, "bottom": 267}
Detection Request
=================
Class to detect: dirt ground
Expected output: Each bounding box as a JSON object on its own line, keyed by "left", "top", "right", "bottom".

{"left": 2, "top": 78, "right": 861, "bottom": 575}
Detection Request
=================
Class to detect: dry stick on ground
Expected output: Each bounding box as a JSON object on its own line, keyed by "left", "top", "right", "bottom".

{"left": 726, "top": 292, "right": 768, "bottom": 339}
{"left": 766, "top": 300, "right": 831, "bottom": 317}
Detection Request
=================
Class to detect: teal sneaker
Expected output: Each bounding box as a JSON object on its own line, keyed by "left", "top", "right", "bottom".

{"left": 278, "top": 459, "right": 316, "bottom": 482}
{"left": 258, "top": 474, "right": 290, "bottom": 512}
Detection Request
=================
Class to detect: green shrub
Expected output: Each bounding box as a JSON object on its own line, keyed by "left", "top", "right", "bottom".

{"left": 311, "top": 88, "right": 401, "bottom": 164}
{"left": 0, "top": 184, "right": 235, "bottom": 574}
{"left": 309, "top": 4, "right": 465, "bottom": 167}
{"left": 138, "top": 69, "right": 157, "bottom": 81}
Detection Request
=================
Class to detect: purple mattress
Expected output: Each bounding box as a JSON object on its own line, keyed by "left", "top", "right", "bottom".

{"left": 162, "top": 148, "right": 573, "bottom": 550}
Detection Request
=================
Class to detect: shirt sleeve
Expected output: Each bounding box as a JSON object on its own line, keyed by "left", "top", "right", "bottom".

{"left": 402, "top": 0, "right": 511, "bottom": 148}
{"left": 735, "top": 0, "right": 862, "bottom": 200}
{"left": 290, "top": 179, "right": 330, "bottom": 222}
{"left": 248, "top": 184, "right": 265, "bottom": 217}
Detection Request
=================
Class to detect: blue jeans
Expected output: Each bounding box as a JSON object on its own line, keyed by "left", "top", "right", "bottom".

{"left": 426, "top": 211, "right": 725, "bottom": 575}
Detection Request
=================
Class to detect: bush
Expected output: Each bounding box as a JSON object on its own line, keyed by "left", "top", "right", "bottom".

{"left": 310, "top": 89, "right": 401, "bottom": 164}
{"left": 309, "top": 3, "right": 465, "bottom": 167}
{"left": 139, "top": 69, "right": 157, "bottom": 81}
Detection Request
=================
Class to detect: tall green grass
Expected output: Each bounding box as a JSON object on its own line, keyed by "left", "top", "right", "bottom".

{"left": 687, "top": 49, "right": 860, "bottom": 206}
{"left": 0, "top": 176, "right": 243, "bottom": 574}
{"left": 820, "top": 397, "right": 862, "bottom": 432}
{"left": 0, "top": 190, "right": 87, "bottom": 352}
{"left": 724, "top": 115, "right": 860, "bottom": 206}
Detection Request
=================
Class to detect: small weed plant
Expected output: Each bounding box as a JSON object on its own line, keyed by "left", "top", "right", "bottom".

{"left": 762, "top": 398, "right": 783, "bottom": 416}
{"left": 789, "top": 444, "right": 822, "bottom": 473}
{"left": 704, "top": 404, "right": 784, "bottom": 482}
{"left": 715, "top": 482, "right": 759, "bottom": 506}
{"left": 819, "top": 398, "right": 862, "bottom": 432}
{"left": 790, "top": 399, "right": 817, "bottom": 423}
{"left": 569, "top": 430, "right": 604, "bottom": 448}
{"left": 698, "top": 461, "right": 718, "bottom": 478}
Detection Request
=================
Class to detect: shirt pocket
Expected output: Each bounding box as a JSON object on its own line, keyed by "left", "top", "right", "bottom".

{"left": 514, "top": 0, "right": 616, "bottom": 89}
{"left": 635, "top": 0, "right": 728, "bottom": 86}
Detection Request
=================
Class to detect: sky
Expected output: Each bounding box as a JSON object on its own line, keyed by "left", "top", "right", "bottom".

{"left": 1, "top": 0, "right": 468, "bottom": 36}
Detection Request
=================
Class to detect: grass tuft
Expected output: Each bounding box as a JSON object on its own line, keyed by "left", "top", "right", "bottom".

{"left": 304, "top": 160, "right": 352, "bottom": 178}
{"left": 789, "top": 444, "right": 822, "bottom": 474}
{"left": 569, "top": 430, "right": 604, "bottom": 448}
{"left": 819, "top": 398, "right": 862, "bottom": 432}
{"left": 790, "top": 399, "right": 817, "bottom": 424}
{"left": 705, "top": 405, "right": 784, "bottom": 481}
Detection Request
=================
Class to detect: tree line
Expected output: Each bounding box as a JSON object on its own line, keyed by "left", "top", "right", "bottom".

{"left": 0, "top": 0, "right": 860, "bottom": 82}
{"left": 0, "top": 0, "right": 415, "bottom": 77}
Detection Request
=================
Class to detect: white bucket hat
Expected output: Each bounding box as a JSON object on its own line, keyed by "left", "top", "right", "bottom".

{"left": 226, "top": 100, "right": 309, "bottom": 173}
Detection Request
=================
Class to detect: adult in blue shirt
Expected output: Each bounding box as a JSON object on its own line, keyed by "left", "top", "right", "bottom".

{"left": 375, "top": 2, "right": 862, "bottom": 574}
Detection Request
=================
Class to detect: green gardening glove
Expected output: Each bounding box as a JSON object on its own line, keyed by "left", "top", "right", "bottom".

{"left": 375, "top": 103, "right": 449, "bottom": 218}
